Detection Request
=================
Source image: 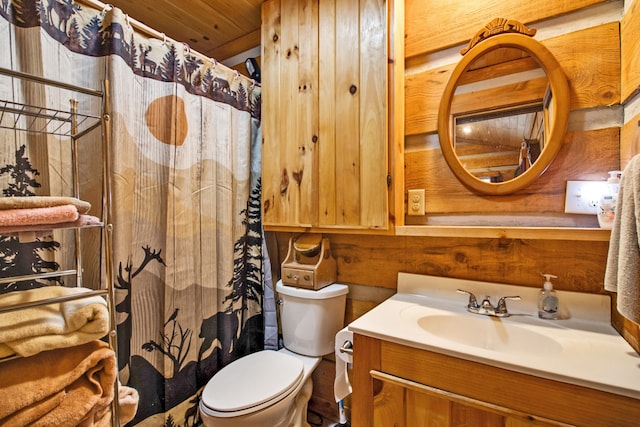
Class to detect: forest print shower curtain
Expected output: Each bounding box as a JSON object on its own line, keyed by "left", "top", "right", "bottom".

{"left": 0, "top": 0, "right": 263, "bottom": 425}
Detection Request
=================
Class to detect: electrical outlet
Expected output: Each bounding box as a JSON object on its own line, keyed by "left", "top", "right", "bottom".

{"left": 408, "top": 189, "right": 425, "bottom": 216}
{"left": 564, "top": 181, "right": 608, "bottom": 214}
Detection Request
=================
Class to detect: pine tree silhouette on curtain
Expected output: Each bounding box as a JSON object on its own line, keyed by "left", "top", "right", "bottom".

{"left": 224, "top": 179, "right": 263, "bottom": 354}
{"left": 0, "top": 145, "right": 61, "bottom": 293}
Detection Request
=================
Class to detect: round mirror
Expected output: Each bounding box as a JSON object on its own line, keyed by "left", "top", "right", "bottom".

{"left": 438, "top": 20, "right": 570, "bottom": 195}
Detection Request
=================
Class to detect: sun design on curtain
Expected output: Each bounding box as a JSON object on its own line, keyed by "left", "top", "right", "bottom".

{"left": 0, "top": 0, "right": 264, "bottom": 426}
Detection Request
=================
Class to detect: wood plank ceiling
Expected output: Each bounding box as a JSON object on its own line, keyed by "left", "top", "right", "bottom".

{"left": 106, "top": 0, "right": 263, "bottom": 62}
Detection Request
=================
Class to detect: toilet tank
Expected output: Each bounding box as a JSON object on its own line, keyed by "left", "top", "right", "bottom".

{"left": 276, "top": 280, "right": 348, "bottom": 356}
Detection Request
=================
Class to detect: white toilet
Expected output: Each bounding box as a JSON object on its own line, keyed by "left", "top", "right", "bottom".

{"left": 199, "top": 280, "right": 348, "bottom": 427}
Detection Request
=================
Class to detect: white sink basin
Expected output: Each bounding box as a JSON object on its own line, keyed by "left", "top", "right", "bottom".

{"left": 348, "top": 273, "right": 640, "bottom": 399}
{"left": 414, "top": 313, "right": 563, "bottom": 355}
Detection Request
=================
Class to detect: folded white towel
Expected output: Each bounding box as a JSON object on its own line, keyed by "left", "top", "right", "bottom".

{"left": 604, "top": 154, "right": 640, "bottom": 323}
{"left": 0, "top": 287, "right": 110, "bottom": 358}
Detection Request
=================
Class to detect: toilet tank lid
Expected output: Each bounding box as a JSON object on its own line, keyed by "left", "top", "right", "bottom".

{"left": 202, "top": 350, "right": 303, "bottom": 413}
{"left": 276, "top": 281, "right": 348, "bottom": 299}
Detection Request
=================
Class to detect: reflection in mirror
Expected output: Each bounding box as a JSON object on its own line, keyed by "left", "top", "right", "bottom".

{"left": 437, "top": 19, "right": 570, "bottom": 195}
{"left": 454, "top": 104, "right": 546, "bottom": 183}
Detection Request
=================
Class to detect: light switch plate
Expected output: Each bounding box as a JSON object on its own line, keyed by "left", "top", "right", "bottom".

{"left": 564, "top": 181, "right": 608, "bottom": 214}
{"left": 408, "top": 189, "right": 425, "bottom": 216}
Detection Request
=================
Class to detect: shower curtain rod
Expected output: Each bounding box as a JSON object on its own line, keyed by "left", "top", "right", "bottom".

{"left": 74, "top": 0, "right": 259, "bottom": 87}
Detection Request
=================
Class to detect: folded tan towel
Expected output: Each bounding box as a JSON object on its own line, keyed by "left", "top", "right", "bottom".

{"left": 604, "top": 154, "right": 640, "bottom": 323}
{"left": 0, "top": 204, "right": 79, "bottom": 227}
{"left": 0, "top": 340, "right": 117, "bottom": 427}
{"left": 0, "top": 287, "right": 110, "bottom": 358}
{"left": 0, "top": 196, "right": 91, "bottom": 214}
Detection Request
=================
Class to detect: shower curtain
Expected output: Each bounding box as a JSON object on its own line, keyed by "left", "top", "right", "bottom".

{"left": 0, "top": 1, "right": 269, "bottom": 425}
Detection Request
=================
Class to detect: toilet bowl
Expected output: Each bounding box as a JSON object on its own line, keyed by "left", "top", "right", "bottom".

{"left": 199, "top": 281, "right": 348, "bottom": 427}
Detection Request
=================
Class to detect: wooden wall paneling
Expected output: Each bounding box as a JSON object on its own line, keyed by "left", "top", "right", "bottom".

{"left": 404, "top": 0, "right": 607, "bottom": 58}
{"left": 622, "top": 0, "right": 640, "bottom": 103}
{"left": 309, "top": 358, "right": 340, "bottom": 422}
{"left": 389, "top": 0, "right": 405, "bottom": 229}
{"left": 404, "top": 64, "right": 451, "bottom": 136}
{"left": 261, "top": 0, "right": 283, "bottom": 225}
{"left": 545, "top": 23, "right": 620, "bottom": 111}
{"left": 318, "top": 0, "right": 338, "bottom": 226}
{"left": 359, "top": 0, "right": 388, "bottom": 228}
{"left": 400, "top": 236, "right": 609, "bottom": 293}
{"left": 621, "top": 113, "right": 640, "bottom": 164}
{"left": 346, "top": 298, "right": 380, "bottom": 323}
{"left": 458, "top": 53, "right": 540, "bottom": 85}
{"left": 334, "top": 0, "right": 361, "bottom": 226}
{"left": 271, "top": 232, "right": 609, "bottom": 293}
{"left": 274, "top": 232, "right": 405, "bottom": 289}
{"left": 297, "top": 0, "right": 319, "bottom": 225}
{"left": 405, "top": 23, "right": 621, "bottom": 137}
{"left": 404, "top": 127, "right": 619, "bottom": 216}
{"left": 281, "top": 0, "right": 309, "bottom": 226}
{"left": 286, "top": 2, "right": 305, "bottom": 225}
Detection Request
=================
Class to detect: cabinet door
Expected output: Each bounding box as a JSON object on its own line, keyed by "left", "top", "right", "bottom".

{"left": 261, "top": 0, "right": 388, "bottom": 230}
{"left": 370, "top": 371, "right": 569, "bottom": 427}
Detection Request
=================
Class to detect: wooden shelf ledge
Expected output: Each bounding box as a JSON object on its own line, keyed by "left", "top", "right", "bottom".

{"left": 396, "top": 225, "right": 611, "bottom": 241}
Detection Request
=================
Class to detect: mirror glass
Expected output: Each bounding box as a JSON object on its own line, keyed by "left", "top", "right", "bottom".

{"left": 438, "top": 22, "right": 569, "bottom": 195}
{"left": 454, "top": 106, "right": 545, "bottom": 183}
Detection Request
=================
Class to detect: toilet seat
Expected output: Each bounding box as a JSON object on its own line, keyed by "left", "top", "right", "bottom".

{"left": 201, "top": 350, "right": 304, "bottom": 417}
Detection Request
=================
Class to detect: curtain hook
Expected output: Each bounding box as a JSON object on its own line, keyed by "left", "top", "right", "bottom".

{"left": 182, "top": 42, "right": 190, "bottom": 54}
{"left": 124, "top": 13, "right": 131, "bottom": 28}
{"left": 101, "top": 3, "right": 113, "bottom": 17}
{"left": 161, "top": 33, "right": 167, "bottom": 46}
{"left": 234, "top": 70, "right": 240, "bottom": 80}
{"left": 250, "top": 79, "right": 256, "bottom": 90}
{"left": 210, "top": 58, "right": 217, "bottom": 70}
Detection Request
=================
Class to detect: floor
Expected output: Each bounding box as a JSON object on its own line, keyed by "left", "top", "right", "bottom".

{"left": 307, "top": 409, "right": 347, "bottom": 427}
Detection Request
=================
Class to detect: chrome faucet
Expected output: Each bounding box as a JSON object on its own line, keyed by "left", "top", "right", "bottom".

{"left": 457, "top": 289, "right": 520, "bottom": 317}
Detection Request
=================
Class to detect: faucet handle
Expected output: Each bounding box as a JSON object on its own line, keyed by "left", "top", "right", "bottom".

{"left": 496, "top": 295, "right": 521, "bottom": 314}
{"left": 481, "top": 296, "right": 493, "bottom": 310}
{"left": 456, "top": 289, "right": 479, "bottom": 309}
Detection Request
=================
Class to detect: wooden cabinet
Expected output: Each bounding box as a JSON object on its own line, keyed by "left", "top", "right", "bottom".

{"left": 370, "top": 370, "right": 567, "bottom": 427}
{"left": 352, "top": 334, "right": 640, "bottom": 427}
{"left": 261, "top": 0, "right": 401, "bottom": 231}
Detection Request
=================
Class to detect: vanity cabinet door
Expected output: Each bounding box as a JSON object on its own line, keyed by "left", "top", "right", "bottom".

{"left": 354, "top": 335, "right": 638, "bottom": 427}
{"left": 370, "top": 370, "right": 571, "bottom": 427}
{"left": 261, "top": 0, "right": 389, "bottom": 230}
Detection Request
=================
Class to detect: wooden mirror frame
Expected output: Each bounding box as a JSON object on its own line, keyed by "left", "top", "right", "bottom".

{"left": 437, "top": 20, "right": 570, "bottom": 195}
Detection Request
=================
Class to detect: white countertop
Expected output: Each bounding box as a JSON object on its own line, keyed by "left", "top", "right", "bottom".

{"left": 348, "top": 273, "right": 640, "bottom": 399}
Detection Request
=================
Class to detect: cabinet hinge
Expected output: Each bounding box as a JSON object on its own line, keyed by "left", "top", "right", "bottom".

{"left": 387, "top": 174, "right": 392, "bottom": 187}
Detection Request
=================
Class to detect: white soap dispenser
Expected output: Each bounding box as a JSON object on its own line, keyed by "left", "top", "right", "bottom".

{"left": 597, "top": 171, "right": 622, "bottom": 229}
{"left": 538, "top": 273, "right": 559, "bottom": 319}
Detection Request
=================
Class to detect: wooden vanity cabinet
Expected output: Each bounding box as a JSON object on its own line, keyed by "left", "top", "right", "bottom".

{"left": 261, "top": 0, "right": 395, "bottom": 231}
{"left": 352, "top": 334, "right": 640, "bottom": 427}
